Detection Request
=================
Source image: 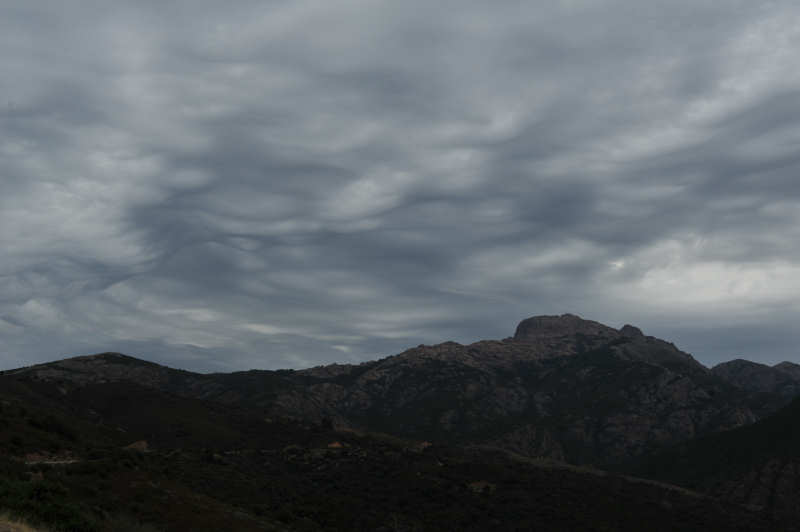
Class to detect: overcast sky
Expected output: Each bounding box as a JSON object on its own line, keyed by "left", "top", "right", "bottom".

{"left": 1, "top": 1, "right": 800, "bottom": 372}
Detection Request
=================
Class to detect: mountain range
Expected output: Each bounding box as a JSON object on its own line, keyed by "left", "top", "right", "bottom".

{"left": 1, "top": 313, "right": 799, "bottom": 531}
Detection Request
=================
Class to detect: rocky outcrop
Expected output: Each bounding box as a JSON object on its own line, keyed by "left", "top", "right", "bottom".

{"left": 511, "top": 314, "right": 622, "bottom": 358}
{"left": 514, "top": 314, "right": 620, "bottom": 341}
{"left": 620, "top": 324, "right": 644, "bottom": 338}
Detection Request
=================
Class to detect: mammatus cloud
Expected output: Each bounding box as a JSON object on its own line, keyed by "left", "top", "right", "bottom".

{"left": 1, "top": 1, "right": 800, "bottom": 371}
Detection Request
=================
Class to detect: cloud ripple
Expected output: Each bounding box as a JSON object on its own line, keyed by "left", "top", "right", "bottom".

{"left": 2, "top": 1, "right": 800, "bottom": 370}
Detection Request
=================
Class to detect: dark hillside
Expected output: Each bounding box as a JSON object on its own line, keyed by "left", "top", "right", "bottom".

{"left": 629, "top": 396, "right": 800, "bottom": 523}
{"left": 3, "top": 315, "right": 799, "bottom": 530}
{"left": 711, "top": 359, "right": 800, "bottom": 397}
{"left": 0, "top": 349, "right": 789, "bottom": 531}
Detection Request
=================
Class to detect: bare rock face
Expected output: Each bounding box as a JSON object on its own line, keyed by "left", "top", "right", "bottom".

{"left": 514, "top": 314, "right": 620, "bottom": 342}
{"left": 620, "top": 324, "right": 644, "bottom": 338}
{"left": 509, "top": 314, "right": 625, "bottom": 362}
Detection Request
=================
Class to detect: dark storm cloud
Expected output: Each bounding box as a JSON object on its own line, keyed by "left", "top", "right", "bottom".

{"left": 2, "top": 1, "right": 800, "bottom": 371}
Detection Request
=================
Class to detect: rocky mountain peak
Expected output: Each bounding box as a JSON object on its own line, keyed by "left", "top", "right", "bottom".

{"left": 620, "top": 324, "right": 644, "bottom": 338}
{"left": 513, "top": 314, "right": 619, "bottom": 342}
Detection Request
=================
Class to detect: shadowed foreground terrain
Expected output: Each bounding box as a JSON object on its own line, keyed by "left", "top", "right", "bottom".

{"left": 0, "top": 385, "right": 782, "bottom": 531}
{"left": 628, "top": 394, "right": 800, "bottom": 522}
{"left": 0, "top": 513, "right": 43, "bottom": 532}
{"left": 1, "top": 314, "right": 799, "bottom": 530}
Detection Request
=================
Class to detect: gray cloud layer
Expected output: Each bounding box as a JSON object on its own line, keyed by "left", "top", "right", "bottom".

{"left": 2, "top": 1, "right": 800, "bottom": 371}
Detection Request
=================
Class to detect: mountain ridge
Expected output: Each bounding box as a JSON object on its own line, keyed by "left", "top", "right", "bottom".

{"left": 711, "top": 358, "right": 800, "bottom": 397}
{"left": 12, "top": 314, "right": 796, "bottom": 378}
{"left": 6, "top": 314, "right": 796, "bottom": 466}
{"left": 2, "top": 313, "right": 800, "bottom": 530}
